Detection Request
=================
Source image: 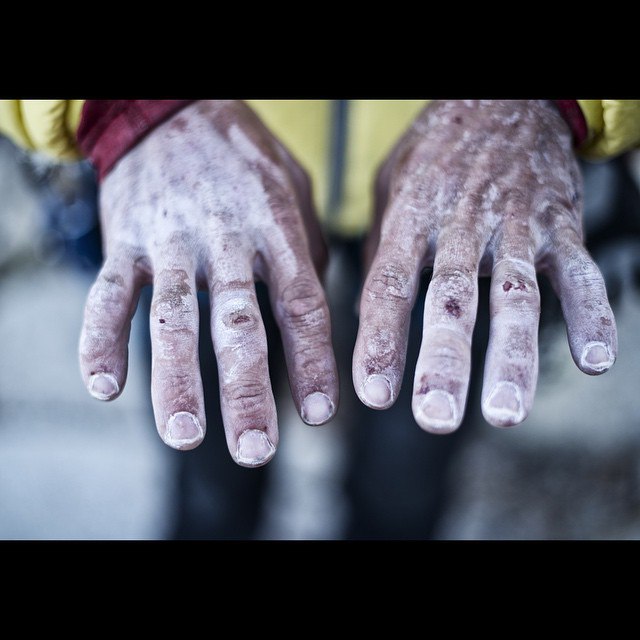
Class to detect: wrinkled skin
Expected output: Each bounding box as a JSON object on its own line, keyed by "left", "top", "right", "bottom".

{"left": 354, "top": 99, "right": 617, "bottom": 432}
{"left": 79, "top": 100, "right": 339, "bottom": 467}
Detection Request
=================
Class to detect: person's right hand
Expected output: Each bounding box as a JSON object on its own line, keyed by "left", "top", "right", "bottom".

{"left": 79, "top": 100, "right": 338, "bottom": 467}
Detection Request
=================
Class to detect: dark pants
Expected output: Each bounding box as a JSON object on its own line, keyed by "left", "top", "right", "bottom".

{"left": 165, "top": 239, "right": 490, "bottom": 540}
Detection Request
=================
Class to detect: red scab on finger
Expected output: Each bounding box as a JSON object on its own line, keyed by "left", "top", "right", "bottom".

{"left": 444, "top": 299, "right": 462, "bottom": 318}
{"left": 503, "top": 279, "right": 527, "bottom": 293}
{"left": 221, "top": 305, "right": 258, "bottom": 330}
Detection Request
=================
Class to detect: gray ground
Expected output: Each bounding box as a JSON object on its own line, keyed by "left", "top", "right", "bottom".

{"left": 1, "top": 136, "right": 639, "bottom": 540}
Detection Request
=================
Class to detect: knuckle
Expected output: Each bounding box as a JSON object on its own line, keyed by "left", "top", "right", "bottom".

{"left": 152, "top": 300, "right": 197, "bottom": 329}
{"left": 423, "top": 329, "right": 470, "bottom": 369}
{"left": 495, "top": 278, "right": 540, "bottom": 314}
{"left": 213, "top": 298, "right": 265, "bottom": 354}
{"left": 430, "top": 342, "right": 466, "bottom": 366}
{"left": 279, "top": 278, "right": 327, "bottom": 327}
{"left": 152, "top": 269, "right": 196, "bottom": 324}
{"left": 221, "top": 306, "right": 260, "bottom": 330}
{"left": 499, "top": 273, "right": 539, "bottom": 297}
{"left": 86, "top": 270, "right": 128, "bottom": 312}
{"left": 365, "top": 262, "right": 413, "bottom": 304}
{"left": 501, "top": 186, "right": 530, "bottom": 211}
{"left": 226, "top": 381, "right": 271, "bottom": 413}
{"left": 292, "top": 342, "right": 334, "bottom": 376}
{"left": 564, "top": 256, "right": 606, "bottom": 291}
{"left": 430, "top": 268, "right": 476, "bottom": 301}
{"left": 153, "top": 370, "right": 197, "bottom": 397}
{"left": 492, "top": 261, "right": 540, "bottom": 310}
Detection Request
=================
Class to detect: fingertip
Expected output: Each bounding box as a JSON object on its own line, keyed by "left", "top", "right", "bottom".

{"left": 412, "top": 390, "right": 460, "bottom": 435}
{"left": 482, "top": 382, "right": 527, "bottom": 428}
{"left": 234, "top": 429, "right": 276, "bottom": 468}
{"left": 162, "top": 411, "right": 205, "bottom": 451}
{"left": 579, "top": 341, "right": 616, "bottom": 375}
{"left": 360, "top": 374, "right": 395, "bottom": 409}
{"left": 301, "top": 391, "right": 336, "bottom": 426}
{"left": 87, "top": 372, "right": 120, "bottom": 401}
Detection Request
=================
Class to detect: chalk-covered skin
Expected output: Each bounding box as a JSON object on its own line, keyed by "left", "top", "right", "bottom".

{"left": 79, "top": 100, "right": 339, "bottom": 467}
{"left": 354, "top": 99, "right": 617, "bottom": 432}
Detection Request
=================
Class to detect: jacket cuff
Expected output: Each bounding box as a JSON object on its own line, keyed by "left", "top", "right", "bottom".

{"left": 552, "top": 100, "right": 588, "bottom": 148}
{"left": 76, "top": 100, "right": 195, "bottom": 181}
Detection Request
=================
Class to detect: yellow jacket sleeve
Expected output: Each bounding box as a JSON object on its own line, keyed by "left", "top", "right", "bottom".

{"left": 578, "top": 99, "right": 640, "bottom": 160}
{"left": 1, "top": 99, "right": 639, "bottom": 167}
{"left": 0, "top": 99, "right": 84, "bottom": 160}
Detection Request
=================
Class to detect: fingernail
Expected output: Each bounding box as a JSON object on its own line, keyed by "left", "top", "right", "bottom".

{"left": 165, "top": 412, "right": 204, "bottom": 449}
{"left": 301, "top": 392, "right": 335, "bottom": 425}
{"left": 363, "top": 374, "right": 393, "bottom": 408}
{"left": 418, "top": 390, "right": 458, "bottom": 432}
{"left": 88, "top": 373, "right": 119, "bottom": 400}
{"left": 484, "top": 382, "right": 525, "bottom": 426}
{"left": 581, "top": 342, "right": 614, "bottom": 373}
{"left": 236, "top": 429, "right": 276, "bottom": 468}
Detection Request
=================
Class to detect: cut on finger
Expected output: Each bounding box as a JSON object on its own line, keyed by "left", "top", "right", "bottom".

{"left": 209, "top": 262, "right": 278, "bottom": 468}
{"left": 150, "top": 261, "right": 205, "bottom": 451}
{"left": 412, "top": 222, "right": 483, "bottom": 433}
{"left": 481, "top": 256, "right": 540, "bottom": 427}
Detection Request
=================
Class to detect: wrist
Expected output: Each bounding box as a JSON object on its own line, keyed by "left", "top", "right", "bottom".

{"left": 77, "top": 100, "right": 195, "bottom": 181}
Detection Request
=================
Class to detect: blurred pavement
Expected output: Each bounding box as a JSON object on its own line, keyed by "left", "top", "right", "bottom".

{"left": 0, "top": 139, "right": 174, "bottom": 539}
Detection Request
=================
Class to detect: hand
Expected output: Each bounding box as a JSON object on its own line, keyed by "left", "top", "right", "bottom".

{"left": 353, "top": 99, "right": 617, "bottom": 432}
{"left": 79, "top": 100, "right": 338, "bottom": 466}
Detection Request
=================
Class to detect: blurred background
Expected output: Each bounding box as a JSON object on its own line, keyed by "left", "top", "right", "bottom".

{"left": 1, "top": 131, "right": 640, "bottom": 540}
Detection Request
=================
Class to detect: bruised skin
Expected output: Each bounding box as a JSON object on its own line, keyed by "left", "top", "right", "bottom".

{"left": 354, "top": 99, "right": 617, "bottom": 432}
{"left": 79, "top": 100, "right": 338, "bottom": 467}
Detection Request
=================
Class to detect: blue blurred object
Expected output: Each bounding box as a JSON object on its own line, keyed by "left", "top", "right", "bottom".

{"left": 30, "top": 159, "right": 103, "bottom": 271}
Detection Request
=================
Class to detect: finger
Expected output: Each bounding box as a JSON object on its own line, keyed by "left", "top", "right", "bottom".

{"left": 79, "top": 253, "right": 142, "bottom": 401}
{"left": 353, "top": 213, "right": 428, "bottom": 410}
{"left": 210, "top": 265, "right": 278, "bottom": 468}
{"left": 482, "top": 239, "right": 540, "bottom": 427}
{"left": 547, "top": 234, "right": 617, "bottom": 375}
{"left": 411, "top": 223, "right": 483, "bottom": 433}
{"left": 150, "top": 262, "right": 204, "bottom": 451}
{"left": 267, "top": 260, "right": 338, "bottom": 427}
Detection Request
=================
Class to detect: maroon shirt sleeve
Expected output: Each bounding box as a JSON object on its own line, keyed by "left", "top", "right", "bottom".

{"left": 77, "top": 99, "right": 588, "bottom": 183}
{"left": 552, "top": 100, "right": 588, "bottom": 148}
{"left": 76, "top": 100, "right": 195, "bottom": 181}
